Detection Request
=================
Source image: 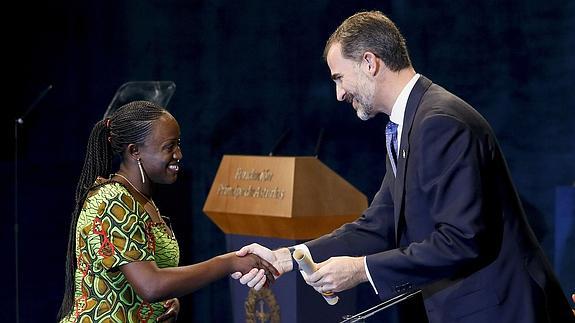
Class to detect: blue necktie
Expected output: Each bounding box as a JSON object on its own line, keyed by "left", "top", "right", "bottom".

{"left": 385, "top": 121, "right": 399, "bottom": 176}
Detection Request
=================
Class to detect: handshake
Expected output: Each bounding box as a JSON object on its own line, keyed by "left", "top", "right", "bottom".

{"left": 231, "top": 243, "right": 368, "bottom": 297}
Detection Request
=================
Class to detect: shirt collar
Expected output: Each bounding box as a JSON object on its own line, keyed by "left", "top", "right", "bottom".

{"left": 389, "top": 73, "right": 420, "bottom": 125}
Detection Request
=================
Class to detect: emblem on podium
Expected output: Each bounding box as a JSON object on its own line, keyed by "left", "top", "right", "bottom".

{"left": 245, "top": 288, "right": 280, "bottom": 323}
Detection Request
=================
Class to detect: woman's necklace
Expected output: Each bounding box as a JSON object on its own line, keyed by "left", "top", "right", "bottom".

{"left": 114, "top": 173, "right": 160, "bottom": 215}
{"left": 113, "top": 173, "right": 176, "bottom": 240}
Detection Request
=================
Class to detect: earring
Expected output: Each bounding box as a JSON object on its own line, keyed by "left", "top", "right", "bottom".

{"left": 137, "top": 158, "right": 146, "bottom": 184}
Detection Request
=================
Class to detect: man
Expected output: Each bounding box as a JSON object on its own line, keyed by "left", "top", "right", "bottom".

{"left": 233, "top": 11, "right": 575, "bottom": 322}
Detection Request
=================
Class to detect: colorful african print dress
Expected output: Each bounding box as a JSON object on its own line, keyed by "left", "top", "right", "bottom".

{"left": 61, "top": 179, "right": 180, "bottom": 323}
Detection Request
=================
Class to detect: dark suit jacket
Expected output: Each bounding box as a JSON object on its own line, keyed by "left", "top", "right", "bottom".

{"left": 306, "top": 76, "right": 574, "bottom": 323}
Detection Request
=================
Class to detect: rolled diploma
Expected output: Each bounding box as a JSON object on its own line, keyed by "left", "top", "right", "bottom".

{"left": 292, "top": 249, "right": 339, "bottom": 305}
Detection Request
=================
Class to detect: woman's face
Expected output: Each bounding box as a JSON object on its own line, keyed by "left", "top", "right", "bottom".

{"left": 138, "top": 113, "right": 183, "bottom": 184}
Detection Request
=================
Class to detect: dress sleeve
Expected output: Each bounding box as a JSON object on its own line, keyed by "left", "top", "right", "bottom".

{"left": 86, "top": 188, "right": 155, "bottom": 271}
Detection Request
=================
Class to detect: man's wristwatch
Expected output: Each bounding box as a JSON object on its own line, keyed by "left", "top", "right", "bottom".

{"left": 287, "top": 246, "right": 298, "bottom": 271}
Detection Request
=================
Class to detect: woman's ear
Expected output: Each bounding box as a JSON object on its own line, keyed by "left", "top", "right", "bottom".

{"left": 127, "top": 144, "right": 140, "bottom": 160}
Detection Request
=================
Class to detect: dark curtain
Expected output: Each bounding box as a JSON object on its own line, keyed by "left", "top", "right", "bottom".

{"left": 3, "top": 0, "right": 574, "bottom": 321}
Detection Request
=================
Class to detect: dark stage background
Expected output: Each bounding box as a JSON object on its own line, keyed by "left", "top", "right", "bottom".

{"left": 3, "top": 1, "right": 575, "bottom": 322}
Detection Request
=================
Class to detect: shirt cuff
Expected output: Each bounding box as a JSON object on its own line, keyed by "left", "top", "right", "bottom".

{"left": 289, "top": 244, "right": 312, "bottom": 272}
{"left": 364, "top": 256, "right": 379, "bottom": 294}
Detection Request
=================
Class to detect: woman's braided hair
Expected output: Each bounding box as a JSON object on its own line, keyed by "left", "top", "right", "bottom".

{"left": 58, "top": 100, "right": 167, "bottom": 320}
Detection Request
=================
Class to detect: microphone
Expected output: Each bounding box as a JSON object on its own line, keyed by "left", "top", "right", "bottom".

{"left": 268, "top": 128, "right": 291, "bottom": 156}
{"left": 16, "top": 84, "right": 53, "bottom": 124}
{"left": 340, "top": 290, "right": 422, "bottom": 322}
{"left": 14, "top": 84, "right": 53, "bottom": 323}
{"left": 313, "top": 128, "right": 325, "bottom": 158}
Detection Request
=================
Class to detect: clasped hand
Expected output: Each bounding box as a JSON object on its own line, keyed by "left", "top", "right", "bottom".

{"left": 230, "top": 243, "right": 292, "bottom": 290}
{"left": 230, "top": 243, "right": 368, "bottom": 295}
{"left": 229, "top": 251, "right": 280, "bottom": 290}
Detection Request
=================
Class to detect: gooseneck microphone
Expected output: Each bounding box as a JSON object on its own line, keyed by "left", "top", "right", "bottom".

{"left": 268, "top": 128, "right": 291, "bottom": 156}
{"left": 14, "top": 84, "right": 53, "bottom": 323}
{"left": 16, "top": 84, "right": 53, "bottom": 124}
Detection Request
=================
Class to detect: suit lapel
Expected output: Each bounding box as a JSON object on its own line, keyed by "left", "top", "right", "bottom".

{"left": 394, "top": 76, "right": 433, "bottom": 245}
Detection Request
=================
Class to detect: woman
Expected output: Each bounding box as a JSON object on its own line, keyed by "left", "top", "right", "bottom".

{"left": 58, "top": 101, "right": 277, "bottom": 322}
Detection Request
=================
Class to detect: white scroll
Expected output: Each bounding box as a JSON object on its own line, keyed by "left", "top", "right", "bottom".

{"left": 293, "top": 249, "right": 339, "bottom": 305}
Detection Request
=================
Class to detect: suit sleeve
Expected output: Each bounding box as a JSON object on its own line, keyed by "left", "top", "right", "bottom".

{"left": 306, "top": 165, "right": 397, "bottom": 262}
{"left": 366, "top": 114, "right": 501, "bottom": 299}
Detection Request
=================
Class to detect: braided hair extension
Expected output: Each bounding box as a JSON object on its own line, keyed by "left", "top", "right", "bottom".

{"left": 58, "top": 101, "right": 168, "bottom": 320}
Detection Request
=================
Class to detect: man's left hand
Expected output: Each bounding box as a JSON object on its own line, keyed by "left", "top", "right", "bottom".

{"left": 303, "top": 256, "right": 367, "bottom": 293}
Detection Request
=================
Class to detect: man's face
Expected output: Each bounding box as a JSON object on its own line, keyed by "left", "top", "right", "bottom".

{"left": 326, "top": 43, "right": 376, "bottom": 121}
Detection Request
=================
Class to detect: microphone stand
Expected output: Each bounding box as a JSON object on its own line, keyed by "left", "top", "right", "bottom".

{"left": 339, "top": 290, "right": 422, "bottom": 323}
{"left": 13, "top": 85, "right": 52, "bottom": 323}
{"left": 313, "top": 128, "right": 324, "bottom": 158}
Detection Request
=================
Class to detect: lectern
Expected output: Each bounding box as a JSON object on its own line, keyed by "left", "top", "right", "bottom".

{"left": 203, "top": 155, "right": 368, "bottom": 323}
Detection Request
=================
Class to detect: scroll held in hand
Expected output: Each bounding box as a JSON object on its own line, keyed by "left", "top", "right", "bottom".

{"left": 293, "top": 249, "right": 339, "bottom": 305}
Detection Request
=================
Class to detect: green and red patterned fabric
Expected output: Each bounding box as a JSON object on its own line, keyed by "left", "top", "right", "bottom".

{"left": 61, "top": 178, "right": 180, "bottom": 323}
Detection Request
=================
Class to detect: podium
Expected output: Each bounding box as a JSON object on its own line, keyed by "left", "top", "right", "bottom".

{"left": 203, "top": 155, "right": 368, "bottom": 322}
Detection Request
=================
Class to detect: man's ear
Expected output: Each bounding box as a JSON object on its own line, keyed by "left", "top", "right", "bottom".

{"left": 362, "top": 52, "right": 379, "bottom": 76}
{"left": 127, "top": 144, "right": 140, "bottom": 160}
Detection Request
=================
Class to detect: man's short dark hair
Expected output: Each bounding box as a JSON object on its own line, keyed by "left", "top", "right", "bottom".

{"left": 324, "top": 11, "right": 412, "bottom": 71}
